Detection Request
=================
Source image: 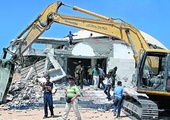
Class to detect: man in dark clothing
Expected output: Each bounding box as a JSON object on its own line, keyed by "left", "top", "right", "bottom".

{"left": 74, "top": 61, "right": 81, "bottom": 86}
{"left": 42, "top": 75, "right": 54, "bottom": 119}
{"left": 98, "top": 64, "right": 105, "bottom": 89}
{"left": 87, "top": 66, "right": 93, "bottom": 85}
{"left": 109, "top": 66, "right": 117, "bottom": 89}
{"left": 78, "top": 65, "right": 84, "bottom": 90}
{"left": 65, "top": 31, "right": 77, "bottom": 45}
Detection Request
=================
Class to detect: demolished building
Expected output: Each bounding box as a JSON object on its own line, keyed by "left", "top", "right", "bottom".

{"left": 11, "top": 30, "right": 166, "bottom": 83}
{"left": 0, "top": 29, "right": 167, "bottom": 109}
{"left": 15, "top": 29, "right": 167, "bottom": 86}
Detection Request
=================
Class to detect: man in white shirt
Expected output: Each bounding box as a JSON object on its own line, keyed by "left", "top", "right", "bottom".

{"left": 104, "top": 74, "right": 112, "bottom": 100}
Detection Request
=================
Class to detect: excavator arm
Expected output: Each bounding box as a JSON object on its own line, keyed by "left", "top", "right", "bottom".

{"left": 5, "top": 2, "right": 62, "bottom": 61}
{"left": 6, "top": 1, "right": 150, "bottom": 64}
{"left": 0, "top": 1, "right": 158, "bottom": 104}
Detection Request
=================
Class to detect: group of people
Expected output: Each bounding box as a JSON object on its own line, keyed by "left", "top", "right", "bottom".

{"left": 74, "top": 62, "right": 117, "bottom": 89}
{"left": 42, "top": 65, "right": 130, "bottom": 119}
{"left": 92, "top": 64, "right": 119, "bottom": 101}
{"left": 74, "top": 62, "right": 119, "bottom": 102}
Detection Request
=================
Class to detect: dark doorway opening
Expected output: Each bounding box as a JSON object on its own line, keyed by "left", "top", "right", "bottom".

{"left": 67, "top": 58, "right": 91, "bottom": 78}
{"left": 97, "top": 58, "right": 107, "bottom": 74}
{"left": 67, "top": 58, "right": 107, "bottom": 78}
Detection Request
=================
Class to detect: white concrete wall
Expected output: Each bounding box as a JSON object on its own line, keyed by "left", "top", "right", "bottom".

{"left": 113, "top": 43, "right": 134, "bottom": 59}
{"left": 107, "top": 43, "right": 136, "bottom": 87}
{"left": 72, "top": 43, "right": 95, "bottom": 56}
{"left": 107, "top": 58, "right": 135, "bottom": 87}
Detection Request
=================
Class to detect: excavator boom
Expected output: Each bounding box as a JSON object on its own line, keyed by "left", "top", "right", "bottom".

{"left": 6, "top": 1, "right": 150, "bottom": 63}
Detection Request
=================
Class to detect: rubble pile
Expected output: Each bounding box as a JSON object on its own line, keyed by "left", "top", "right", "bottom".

{"left": 5, "top": 78, "right": 45, "bottom": 110}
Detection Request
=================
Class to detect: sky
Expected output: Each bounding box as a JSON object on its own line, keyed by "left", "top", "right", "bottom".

{"left": 0, "top": 0, "right": 170, "bottom": 56}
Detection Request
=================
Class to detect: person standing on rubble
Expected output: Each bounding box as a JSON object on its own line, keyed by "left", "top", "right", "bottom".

{"left": 113, "top": 81, "right": 130, "bottom": 118}
{"left": 87, "top": 66, "right": 93, "bottom": 85}
{"left": 62, "top": 76, "right": 81, "bottom": 120}
{"left": 109, "top": 66, "right": 117, "bottom": 90}
{"left": 104, "top": 74, "right": 112, "bottom": 100}
{"left": 74, "top": 61, "right": 81, "bottom": 86}
{"left": 89, "top": 33, "right": 93, "bottom": 38}
{"left": 42, "top": 75, "right": 54, "bottom": 119}
{"left": 78, "top": 64, "right": 84, "bottom": 90}
{"left": 98, "top": 64, "right": 105, "bottom": 89}
{"left": 92, "top": 64, "right": 100, "bottom": 90}
{"left": 64, "top": 31, "right": 77, "bottom": 45}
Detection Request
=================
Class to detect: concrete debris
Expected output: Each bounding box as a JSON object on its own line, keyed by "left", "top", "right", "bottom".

{"left": 1, "top": 77, "right": 115, "bottom": 111}
{"left": 0, "top": 49, "right": 67, "bottom": 110}
{"left": 6, "top": 94, "right": 14, "bottom": 101}
{"left": 3, "top": 75, "right": 58, "bottom": 110}
{"left": 97, "top": 108, "right": 106, "bottom": 112}
{"left": 1, "top": 63, "right": 64, "bottom": 110}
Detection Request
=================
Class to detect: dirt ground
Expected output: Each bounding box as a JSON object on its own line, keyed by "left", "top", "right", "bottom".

{"left": 0, "top": 108, "right": 131, "bottom": 120}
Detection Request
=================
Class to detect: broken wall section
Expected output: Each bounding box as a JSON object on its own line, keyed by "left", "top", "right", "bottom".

{"left": 3, "top": 49, "right": 66, "bottom": 109}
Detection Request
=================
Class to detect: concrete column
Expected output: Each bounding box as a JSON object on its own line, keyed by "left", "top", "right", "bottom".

{"left": 91, "top": 58, "right": 96, "bottom": 68}
{"left": 64, "top": 56, "right": 68, "bottom": 85}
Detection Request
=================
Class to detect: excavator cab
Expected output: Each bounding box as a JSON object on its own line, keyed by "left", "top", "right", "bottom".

{"left": 136, "top": 51, "right": 170, "bottom": 110}
{"left": 165, "top": 54, "right": 170, "bottom": 91}
{"left": 138, "top": 51, "right": 170, "bottom": 91}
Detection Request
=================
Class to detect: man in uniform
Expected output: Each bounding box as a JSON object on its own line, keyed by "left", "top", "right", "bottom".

{"left": 74, "top": 61, "right": 81, "bottom": 86}
{"left": 78, "top": 64, "right": 84, "bottom": 90}
{"left": 109, "top": 66, "right": 117, "bottom": 89}
{"left": 87, "top": 66, "right": 93, "bottom": 85}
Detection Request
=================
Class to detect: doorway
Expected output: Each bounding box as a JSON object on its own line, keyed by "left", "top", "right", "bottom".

{"left": 67, "top": 58, "right": 91, "bottom": 78}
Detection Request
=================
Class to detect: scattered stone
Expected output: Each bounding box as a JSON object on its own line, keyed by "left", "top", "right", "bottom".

{"left": 5, "top": 76, "right": 45, "bottom": 110}
{"left": 97, "top": 108, "right": 105, "bottom": 112}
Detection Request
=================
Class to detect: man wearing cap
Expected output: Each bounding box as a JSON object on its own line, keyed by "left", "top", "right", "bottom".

{"left": 42, "top": 75, "right": 54, "bottom": 119}
{"left": 62, "top": 76, "right": 81, "bottom": 120}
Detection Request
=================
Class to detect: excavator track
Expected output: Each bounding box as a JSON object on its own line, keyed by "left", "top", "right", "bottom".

{"left": 123, "top": 95, "right": 158, "bottom": 120}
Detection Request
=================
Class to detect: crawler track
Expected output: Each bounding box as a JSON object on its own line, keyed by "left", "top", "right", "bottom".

{"left": 123, "top": 95, "right": 158, "bottom": 119}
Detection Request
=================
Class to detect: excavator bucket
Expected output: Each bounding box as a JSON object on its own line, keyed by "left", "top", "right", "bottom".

{"left": 0, "top": 59, "right": 14, "bottom": 103}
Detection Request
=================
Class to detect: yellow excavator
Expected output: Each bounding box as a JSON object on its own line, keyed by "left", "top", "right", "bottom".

{"left": 0, "top": 1, "right": 170, "bottom": 119}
